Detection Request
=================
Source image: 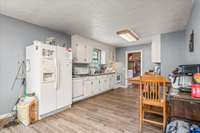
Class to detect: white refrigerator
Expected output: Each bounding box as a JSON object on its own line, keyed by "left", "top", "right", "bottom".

{"left": 26, "top": 41, "right": 72, "bottom": 119}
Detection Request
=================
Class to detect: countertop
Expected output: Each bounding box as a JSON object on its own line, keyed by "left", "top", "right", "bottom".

{"left": 73, "top": 72, "right": 116, "bottom": 79}
{"left": 168, "top": 87, "right": 200, "bottom": 103}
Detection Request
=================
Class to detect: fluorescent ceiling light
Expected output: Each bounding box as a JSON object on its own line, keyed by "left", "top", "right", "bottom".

{"left": 117, "top": 29, "right": 140, "bottom": 42}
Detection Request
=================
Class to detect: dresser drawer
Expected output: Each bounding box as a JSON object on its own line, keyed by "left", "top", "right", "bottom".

{"left": 170, "top": 99, "right": 200, "bottom": 121}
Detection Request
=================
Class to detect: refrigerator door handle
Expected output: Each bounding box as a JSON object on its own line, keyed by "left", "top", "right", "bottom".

{"left": 26, "top": 59, "right": 31, "bottom": 72}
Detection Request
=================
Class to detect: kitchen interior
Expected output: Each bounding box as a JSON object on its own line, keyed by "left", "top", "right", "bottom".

{"left": 128, "top": 52, "right": 141, "bottom": 78}
{"left": 0, "top": 0, "right": 200, "bottom": 133}
{"left": 71, "top": 35, "right": 117, "bottom": 102}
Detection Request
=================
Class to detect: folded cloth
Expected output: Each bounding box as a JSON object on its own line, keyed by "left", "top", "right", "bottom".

{"left": 166, "top": 120, "right": 190, "bottom": 133}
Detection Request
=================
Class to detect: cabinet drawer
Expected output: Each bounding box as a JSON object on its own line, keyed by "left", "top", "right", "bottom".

{"left": 95, "top": 76, "right": 100, "bottom": 79}
{"left": 83, "top": 77, "right": 91, "bottom": 81}
{"left": 89, "top": 77, "right": 96, "bottom": 80}
{"left": 102, "top": 75, "right": 108, "bottom": 78}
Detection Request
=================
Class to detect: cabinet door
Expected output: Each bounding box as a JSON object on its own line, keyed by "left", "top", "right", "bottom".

{"left": 77, "top": 44, "right": 85, "bottom": 63}
{"left": 105, "top": 78, "right": 110, "bottom": 90}
{"left": 72, "top": 43, "right": 85, "bottom": 63}
{"left": 72, "top": 79, "right": 84, "bottom": 98}
{"left": 152, "top": 35, "right": 161, "bottom": 62}
{"left": 110, "top": 74, "right": 116, "bottom": 89}
{"left": 85, "top": 45, "right": 92, "bottom": 63}
{"left": 93, "top": 79, "right": 100, "bottom": 94}
{"left": 109, "top": 50, "right": 113, "bottom": 63}
{"left": 109, "top": 75, "right": 112, "bottom": 89}
{"left": 99, "top": 78, "right": 104, "bottom": 91}
{"left": 102, "top": 78, "right": 109, "bottom": 91}
{"left": 84, "top": 80, "right": 92, "bottom": 97}
{"left": 72, "top": 43, "right": 77, "bottom": 62}
{"left": 72, "top": 43, "right": 79, "bottom": 62}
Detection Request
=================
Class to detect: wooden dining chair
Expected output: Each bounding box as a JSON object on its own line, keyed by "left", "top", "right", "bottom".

{"left": 139, "top": 75, "right": 168, "bottom": 132}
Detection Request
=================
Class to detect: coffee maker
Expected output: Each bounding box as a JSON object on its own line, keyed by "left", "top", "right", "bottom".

{"left": 170, "top": 64, "right": 200, "bottom": 92}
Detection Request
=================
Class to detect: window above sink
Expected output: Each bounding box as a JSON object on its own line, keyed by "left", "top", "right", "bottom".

{"left": 92, "top": 48, "right": 106, "bottom": 65}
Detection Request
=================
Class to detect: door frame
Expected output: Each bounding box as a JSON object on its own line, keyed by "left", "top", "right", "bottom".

{"left": 125, "top": 50, "right": 143, "bottom": 88}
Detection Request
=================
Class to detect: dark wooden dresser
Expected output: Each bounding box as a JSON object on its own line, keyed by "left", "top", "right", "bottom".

{"left": 168, "top": 88, "right": 200, "bottom": 122}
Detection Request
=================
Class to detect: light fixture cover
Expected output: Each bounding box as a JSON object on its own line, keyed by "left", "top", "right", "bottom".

{"left": 117, "top": 29, "right": 140, "bottom": 42}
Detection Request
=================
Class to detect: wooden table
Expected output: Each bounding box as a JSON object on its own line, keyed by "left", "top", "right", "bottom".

{"left": 168, "top": 88, "right": 200, "bottom": 122}
{"left": 128, "top": 76, "right": 141, "bottom": 84}
{"left": 128, "top": 75, "right": 170, "bottom": 85}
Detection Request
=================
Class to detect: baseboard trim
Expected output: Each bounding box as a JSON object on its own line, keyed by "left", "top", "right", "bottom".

{"left": 0, "top": 112, "right": 16, "bottom": 128}
{"left": 39, "top": 105, "right": 71, "bottom": 120}
{"left": 115, "top": 85, "right": 128, "bottom": 88}
{"left": 0, "top": 112, "right": 15, "bottom": 120}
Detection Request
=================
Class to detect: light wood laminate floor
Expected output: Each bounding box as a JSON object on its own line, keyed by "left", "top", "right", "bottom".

{"left": 0, "top": 88, "right": 162, "bottom": 133}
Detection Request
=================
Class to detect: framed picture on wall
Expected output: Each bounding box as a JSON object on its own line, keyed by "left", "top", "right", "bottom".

{"left": 189, "top": 30, "right": 194, "bottom": 52}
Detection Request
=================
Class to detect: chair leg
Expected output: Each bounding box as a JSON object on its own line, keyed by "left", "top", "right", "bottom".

{"left": 163, "top": 105, "right": 166, "bottom": 131}
{"left": 139, "top": 105, "right": 143, "bottom": 133}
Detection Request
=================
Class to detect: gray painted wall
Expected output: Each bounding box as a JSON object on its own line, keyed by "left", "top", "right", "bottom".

{"left": 0, "top": 14, "right": 71, "bottom": 115}
{"left": 185, "top": 0, "right": 200, "bottom": 64}
{"left": 160, "top": 0, "right": 200, "bottom": 77}
{"left": 116, "top": 44, "right": 153, "bottom": 86}
{"left": 116, "top": 0, "right": 200, "bottom": 83}
{"left": 160, "top": 31, "right": 185, "bottom": 76}
{"left": 116, "top": 30, "right": 186, "bottom": 84}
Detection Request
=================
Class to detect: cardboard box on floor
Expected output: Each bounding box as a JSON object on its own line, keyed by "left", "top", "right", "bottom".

{"left": 17, "top": 96, "right": 38, "bottom": 126}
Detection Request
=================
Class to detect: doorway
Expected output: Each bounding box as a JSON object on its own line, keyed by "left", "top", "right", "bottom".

{"left": 125, "top": 50, "right": 142, "bottom": 87}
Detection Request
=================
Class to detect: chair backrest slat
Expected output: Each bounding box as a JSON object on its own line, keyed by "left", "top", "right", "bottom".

{"left": 140, "top": 75, "right": 167, "bottom": 102}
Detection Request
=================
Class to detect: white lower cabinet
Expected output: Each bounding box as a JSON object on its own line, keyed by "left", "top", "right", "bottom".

{"left": 72, "top": 73, "right": 116, "bottom": 102}
{"left": 72, "top": 78, "right": 84, "bottom": 102}
{"left": 83, "top": 78, "right": 92, "bottom": 98}
{"left": 103, "top": 77, "right": 109, "bottom": 91}
{"left": 110, "top": 74, "right": 116, "bottom": 89}
{"left": 93, "top": 77, "right": 100, "bottom": 94}
{"left": 99, "top": 78, "right": 104, "bottom": 91}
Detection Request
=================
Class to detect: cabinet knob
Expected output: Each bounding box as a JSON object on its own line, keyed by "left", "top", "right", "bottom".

{"left": 190, "top": 101, "right": 195, "bottom": 104}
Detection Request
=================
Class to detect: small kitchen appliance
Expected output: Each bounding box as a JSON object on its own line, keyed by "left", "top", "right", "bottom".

{"left": 170, "top": 64, "right": 200, "bottom": 92}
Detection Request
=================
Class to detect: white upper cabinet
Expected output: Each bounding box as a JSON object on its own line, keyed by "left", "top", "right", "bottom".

{"left": 72, "top": 43, "right": 84, "bottom": 63}
{"left": 72, "top": 35, "right": 115, "bottom": 64}
{"left": 107, "top": 47, "right": 116, "bottom": 64}
{"left": 85, "top": 45, "right": 92, "bottom": 63}
{"left": 151, "top": 35, "right": 161, "bottom": 63}
{"left": 83, "top": 78, "right": 92, "bottom": 97}
{"left": 72, "top": 35, "right": 92, "bottom": 63}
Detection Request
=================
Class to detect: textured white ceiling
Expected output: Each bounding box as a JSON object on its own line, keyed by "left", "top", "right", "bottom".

{"left": 0, "top": 0, "right": 193, "bottom": 46}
